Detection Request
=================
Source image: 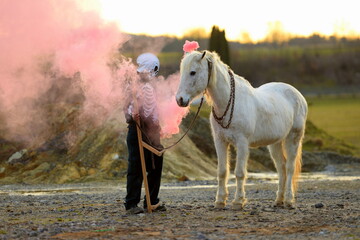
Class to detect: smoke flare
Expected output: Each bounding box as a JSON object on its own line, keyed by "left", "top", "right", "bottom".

{"left": 0, "top": 0, "right": 188, "bottom": 148}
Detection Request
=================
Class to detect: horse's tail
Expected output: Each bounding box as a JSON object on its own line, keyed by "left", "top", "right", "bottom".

{"left": 292, "top": 140, "right": 303, "bottom": 193}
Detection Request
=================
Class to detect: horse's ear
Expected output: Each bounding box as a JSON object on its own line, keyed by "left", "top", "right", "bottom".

{"left": 201, "top": 51, "right": 207, "bottom": 60}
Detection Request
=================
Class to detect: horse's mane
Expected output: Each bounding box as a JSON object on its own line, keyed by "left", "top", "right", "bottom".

{"left": 205, "top": 51, "right": 252, "bottom": 87}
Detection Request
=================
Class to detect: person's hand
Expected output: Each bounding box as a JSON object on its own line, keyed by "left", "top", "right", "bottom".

{"left": 132, "top": 113, "right": 140, "bottom": 121}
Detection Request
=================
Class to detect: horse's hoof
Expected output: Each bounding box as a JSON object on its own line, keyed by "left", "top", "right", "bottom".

{"left": 284, "top": 201, "right": 295, "bottom": 209}
{"left": 214, "top": 202, "right": 226, "bottom": 209}
{"left": 272, "top": 200, "right": 284, "bottom": 208}
{"left": 232, "top": 199, "right": 247, "bottom": 210}
{"left": 232, "top": 203, "right": 244, "bottom": 210}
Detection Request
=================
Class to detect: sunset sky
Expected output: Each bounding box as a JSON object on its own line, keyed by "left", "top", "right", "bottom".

{"left": 90, "top": 0, "right": 360, "bottom": 42}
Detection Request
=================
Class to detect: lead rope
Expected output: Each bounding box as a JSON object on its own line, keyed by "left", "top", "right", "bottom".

{"left": 135, "top": 95, "right": 205, "bottom": 152}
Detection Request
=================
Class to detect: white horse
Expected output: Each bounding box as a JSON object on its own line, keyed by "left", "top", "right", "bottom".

{"left": 176, "top": 51, "right": 308, "bottom": 209}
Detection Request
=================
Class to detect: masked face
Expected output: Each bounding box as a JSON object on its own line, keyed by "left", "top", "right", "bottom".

{"left": 137, "top": 53, "right": 160, "bottom": 77}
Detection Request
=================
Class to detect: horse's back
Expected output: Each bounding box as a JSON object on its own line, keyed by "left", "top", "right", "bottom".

{"left": 257, "top": 82, "right": 307, "bottom": 109}
{"left": 255, "top": 82, "right": 308, "bottom": 129}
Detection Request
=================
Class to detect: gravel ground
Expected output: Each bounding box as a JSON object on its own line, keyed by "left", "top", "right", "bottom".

{"left": 1, "top": 172, "right": 359, "bottom": 239}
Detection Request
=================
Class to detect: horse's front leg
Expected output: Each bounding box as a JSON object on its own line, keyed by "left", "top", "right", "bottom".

{"left": 232, "top": 140, "right": 249, "bottom": 210}
{"left": 214, "top": 138, "right": 229, "bottom": 209}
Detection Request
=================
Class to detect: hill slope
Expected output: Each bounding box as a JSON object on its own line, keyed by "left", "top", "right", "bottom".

{"left": 1, "top": 107, "right": 359, "bottom": 184}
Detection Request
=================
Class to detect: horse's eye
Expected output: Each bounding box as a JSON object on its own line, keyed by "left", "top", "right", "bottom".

{"left": 190, "top": 71, "right": 196, "bottom": 76}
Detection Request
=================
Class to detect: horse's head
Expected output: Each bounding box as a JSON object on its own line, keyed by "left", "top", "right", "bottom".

{"left": 176, "top": 51, "right": 211, "bottom": 107}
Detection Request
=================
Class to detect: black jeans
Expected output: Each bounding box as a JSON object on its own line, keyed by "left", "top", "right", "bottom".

{"left": 124, "top": 123, "right": 163, "bottom": 210}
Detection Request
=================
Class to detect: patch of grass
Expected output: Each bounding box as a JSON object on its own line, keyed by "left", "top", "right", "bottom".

{"left": 306, "top": 95, "right": 360, "bottom": 149}
{"left": 303, "top": 120, "right": 359, "bottom": 156}
{"left": 158, "top": 52, "right": 183, "bottom": 65}
{"left": 190, "top": 102, "right": 211, "bottom": 118}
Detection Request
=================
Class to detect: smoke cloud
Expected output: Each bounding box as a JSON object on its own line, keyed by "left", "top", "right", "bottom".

{"left": 155, "top": 73, "right": 189, "bottom": 138}
{"left": 0, "top": 0, "right": 188, "bottom": 148}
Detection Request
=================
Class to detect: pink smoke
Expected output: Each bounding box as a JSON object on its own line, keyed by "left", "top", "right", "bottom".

{"left": 155, "top": 73, "right": 189, "bottom": 138}
{"left": 0, "top": 0, "right": 188, "bottom": 146}
{"left": 0, "top": 0, "right": 59, "bottom": 143}
{"left": 54, "top": 15, "right": 130, "bottom": 123}
{"left": 0, "top": 0, "right": 130, "bottom": 144}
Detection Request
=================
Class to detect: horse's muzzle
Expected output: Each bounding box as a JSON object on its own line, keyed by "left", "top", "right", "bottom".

{"left": 176, "top": 96, "right": 189, "bottom": 107}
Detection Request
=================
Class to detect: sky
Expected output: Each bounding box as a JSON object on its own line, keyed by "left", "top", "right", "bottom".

{"left": 89, "top": 0, "right": 360, "bottom": 42}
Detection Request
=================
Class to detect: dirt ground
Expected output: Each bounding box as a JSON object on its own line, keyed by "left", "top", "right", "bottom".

{"left": 1, "top": 172, "right": 359, "bottom": 239}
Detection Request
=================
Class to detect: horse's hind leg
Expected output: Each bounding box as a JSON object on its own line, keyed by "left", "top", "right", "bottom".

{"left": 268, "top": 142, "right": 286, "bottom": 207}
{"left": 214, "top": 138, "right": 229, "bottom": 209}
{"left": 283, "top": 129, "right": 303, "bottom": 208}
{"left": 232, "top": 140, "right": 249, "bottom": 210}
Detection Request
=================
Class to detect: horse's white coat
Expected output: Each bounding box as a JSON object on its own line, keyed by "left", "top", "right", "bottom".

{"left": 176, "top": 51, "right": 308, "bottom": 209}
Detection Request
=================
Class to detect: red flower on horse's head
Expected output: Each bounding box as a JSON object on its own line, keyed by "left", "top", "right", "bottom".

{"left": 183, "top": 40, "right": 200, "bottom": 53}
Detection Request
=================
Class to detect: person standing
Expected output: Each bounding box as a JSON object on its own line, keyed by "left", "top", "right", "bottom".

{"left": 124, "top": 53, "right": 166, "bottom": 214}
